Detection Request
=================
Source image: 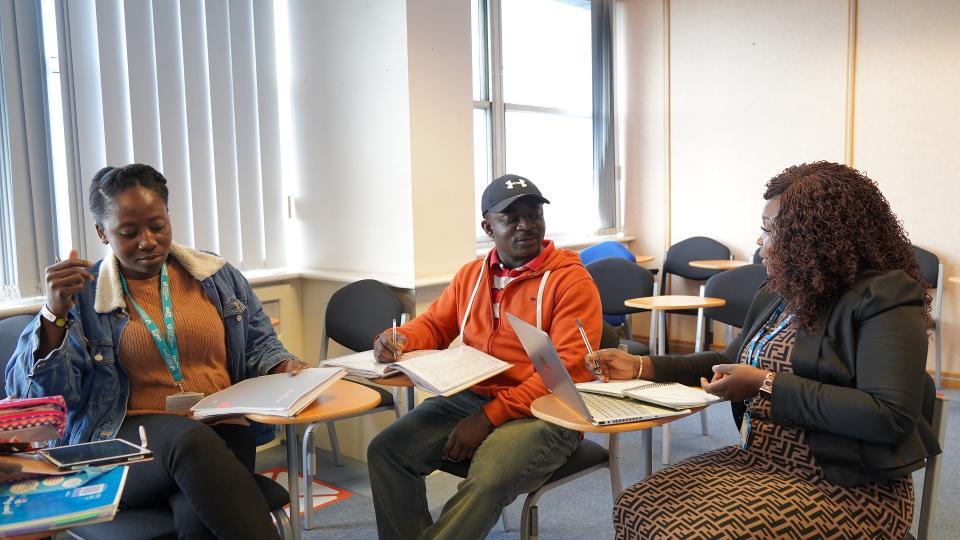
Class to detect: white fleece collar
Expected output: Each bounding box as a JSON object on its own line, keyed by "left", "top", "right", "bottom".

{"left": 94, "top": 242, "right": 226, "bottom": 313}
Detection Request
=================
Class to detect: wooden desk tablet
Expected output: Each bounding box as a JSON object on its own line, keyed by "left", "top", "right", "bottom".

{"left": 530, "top": 394, "right": 701, "bottom": 486}
{"left": 368, "top": 373, "right": 417, "bottom": 414}
{"left": 632, "top": 254, "right": 655, "bottom": 264}
{"left": 247, "top": 380, "right": 381, "bottom": 538}
{"left": 688, "top": 259, "right": 750, "bottom": 270}
{"left": 949, "top": 276, "right": 960, "bottom": 284}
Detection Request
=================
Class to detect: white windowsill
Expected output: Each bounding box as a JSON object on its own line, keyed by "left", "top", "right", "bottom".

{"left": 1, "top": 233, "right": 635, "bottom": 317}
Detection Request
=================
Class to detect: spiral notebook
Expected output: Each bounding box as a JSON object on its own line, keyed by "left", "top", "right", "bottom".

{"left": 576, "top": 380, "right": 722, "bottom": 410}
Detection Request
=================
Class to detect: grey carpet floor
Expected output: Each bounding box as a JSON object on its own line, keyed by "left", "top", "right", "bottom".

{"left": 262, "top": 389, "right": 959, "bottom": 539}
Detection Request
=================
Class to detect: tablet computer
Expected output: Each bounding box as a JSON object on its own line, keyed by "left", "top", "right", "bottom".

{"left": 39, "top": 439, "right": 153, "bottom": 471}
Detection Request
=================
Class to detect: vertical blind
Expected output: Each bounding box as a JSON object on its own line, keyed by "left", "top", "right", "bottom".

{"left": 0, "top": 0, "right": 57, "bottom": 298}
{"left": 56, "top": 0, "right": 286, "bottom": 270}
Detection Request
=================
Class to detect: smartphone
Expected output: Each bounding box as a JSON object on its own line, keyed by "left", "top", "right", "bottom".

{"left": 39, "top": 439, "right": 153, "bottom": 471}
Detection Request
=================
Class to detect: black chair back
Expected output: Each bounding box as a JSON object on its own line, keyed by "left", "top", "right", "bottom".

{"left": 585, "top": 258, "right": 655, "bottom": 317}
{"left": 912, "top": 245, "right": 940, "bottom": 290}
{"left": 600, "top": 321, "right": 621, "bottom": 350}
{"left": 661, "top": 236, "right": 730, "bottom": 283}
{"left": 0, "top": 315, "right": 33, "bottom": 399}
{"left": 325, "top": 280, "right": 405, "bottom": 353}
{"left": 703, "top": 264, "right": 767, "bottom": 328}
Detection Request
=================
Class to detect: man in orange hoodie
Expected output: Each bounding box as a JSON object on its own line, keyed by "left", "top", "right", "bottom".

{"left": 367, "top": 174, "right": 603, "bottom": 539}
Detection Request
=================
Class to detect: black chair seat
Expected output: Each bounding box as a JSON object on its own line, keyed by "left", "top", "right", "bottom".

{"left": 440, "top": 439, "right": 609, "bottom": 485}
{"left": 70, "top": 474, "right": 289, "bottom": 540}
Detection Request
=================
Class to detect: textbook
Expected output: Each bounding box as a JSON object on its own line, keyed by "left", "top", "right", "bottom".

{"left": 190, "top": 367, "right": 347, "bottom": 418}
{"left": 0, "top": 465, "right": 127, "bottom": 536}
{"left": 575, "top": 380, "right": 722, "bottom": 410}
{"left": 321, "top": 346, "right": 513, "bottom": 397}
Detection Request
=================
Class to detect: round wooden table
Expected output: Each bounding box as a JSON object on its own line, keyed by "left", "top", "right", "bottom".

{"left": 688, "top": 259, "right": 750, "bottom": 270}
{"left": 247, "top": 380, "right": 381, "bottom": 538}
{"left": 633, "top": 254, "right": 655, "bottom": 264}
{"left": 530, "top": 394, "right": 702, "bottom": 485}
{"left": 625, "top": 295, "right": 726, "bottom": 356}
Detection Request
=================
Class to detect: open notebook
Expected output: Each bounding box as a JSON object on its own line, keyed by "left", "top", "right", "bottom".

{"left": 576, "top": 379, "right": 723, "bottom": 410}
{"left": 321, "top": 346, "right": 512, "bottom": 397}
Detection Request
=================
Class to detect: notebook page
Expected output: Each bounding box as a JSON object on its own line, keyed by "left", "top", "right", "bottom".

{"left": 394, "top": 345, "right": 511, "bottom": 396}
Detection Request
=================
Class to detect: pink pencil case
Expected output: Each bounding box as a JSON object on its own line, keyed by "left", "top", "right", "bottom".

{"left": 0, "top": 396, "right": 67, "bottom": 444}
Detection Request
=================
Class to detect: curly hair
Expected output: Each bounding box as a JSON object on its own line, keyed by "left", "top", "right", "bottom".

{"left": 89, "top": 163, "right": 169, "bottom": 224}
{"left": 762, "top": 161, "right": 931, "bottom": 331}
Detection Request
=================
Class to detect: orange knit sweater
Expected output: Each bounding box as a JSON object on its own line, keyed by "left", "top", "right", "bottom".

{"left": 118, "top": 258, "right": 231, "bottom": 415}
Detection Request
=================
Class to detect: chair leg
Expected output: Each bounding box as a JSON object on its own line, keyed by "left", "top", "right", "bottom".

{"left": 273, "top": 507, "right": 293, "bottom": 540}
{"left": 326, "top": 421, "right": 343, "bottom": 468}
{"left": 609, "top": 433, "right": 623, "bottom": 496}
{"left": 520, "top": 496, "right": 540, "bottom": 540}
{"left": 303, "top": 424, "right": 317, "bottom": 530}
{"left": 918, "top": 398, "right": 948, "bottom": 540}
{"left": 661, "top": 424, "right": 671, "bottom": 465}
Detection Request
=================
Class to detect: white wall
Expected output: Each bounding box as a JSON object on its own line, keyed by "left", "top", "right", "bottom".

{"left": 406, "top": 0, "right": 476, "bottom": 282}
{"left": 282, "top": 0, "right": 476, "bottom": 460}
{"left": 618, "top": 0, "right": 960, "bottom": 381}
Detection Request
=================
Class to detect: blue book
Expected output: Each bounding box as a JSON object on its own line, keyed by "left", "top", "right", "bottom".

{"left": 0, "top": 465, "right": 128, "bottom": 536}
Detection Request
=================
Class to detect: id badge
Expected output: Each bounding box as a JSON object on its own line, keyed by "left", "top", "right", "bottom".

{"left": 739, "top": 411, "right": 752, "bottom": 450}
{"left": 165, "top": 392, "right": 205, "bottom": 412}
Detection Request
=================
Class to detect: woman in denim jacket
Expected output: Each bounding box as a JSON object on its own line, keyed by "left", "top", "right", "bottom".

{"left": 5, "top": 163, "right": 303, "bottom": 539}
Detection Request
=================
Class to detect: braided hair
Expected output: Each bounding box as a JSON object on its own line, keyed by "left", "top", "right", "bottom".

{"left": 89, "top": 164, "right": 169, "bottom": 224}
{"left": 762, "top": 161, "right": 931, "bottom": 331}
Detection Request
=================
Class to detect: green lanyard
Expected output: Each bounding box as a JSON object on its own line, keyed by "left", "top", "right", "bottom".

{"left": 119, "top": 263, "right": 184, "bottom": 391}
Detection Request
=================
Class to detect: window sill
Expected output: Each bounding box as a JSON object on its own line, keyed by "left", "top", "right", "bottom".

{"left": 474, "top": 231, "right": 635, "bottom": 258}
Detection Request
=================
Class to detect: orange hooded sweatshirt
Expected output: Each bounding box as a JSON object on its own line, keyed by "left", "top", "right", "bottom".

{"left": 397, "top": 243, "right": 602, "bottom": 427}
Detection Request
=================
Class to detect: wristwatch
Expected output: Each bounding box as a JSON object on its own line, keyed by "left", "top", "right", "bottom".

{"left": 758, "top": 372, "right": 775, "bottom": 397}
{"left": 40, "top": 304, "right": 73, "bottom": 328}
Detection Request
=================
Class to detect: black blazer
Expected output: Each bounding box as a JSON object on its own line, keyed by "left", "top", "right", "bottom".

{"left": 651, "top": 270, "right": 941, "bottom": 487}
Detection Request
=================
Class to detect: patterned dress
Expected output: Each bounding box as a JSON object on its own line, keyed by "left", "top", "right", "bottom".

{"left": 613, "top": 311, "right": 914, "bottom": 539}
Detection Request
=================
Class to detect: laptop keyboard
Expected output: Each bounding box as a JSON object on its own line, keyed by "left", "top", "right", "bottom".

{"left": 581, "top": 392, "right": 660, "bottom": 422}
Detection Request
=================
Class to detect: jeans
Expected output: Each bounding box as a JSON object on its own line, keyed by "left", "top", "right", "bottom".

{"left": 117, "top": 414, "right": 279, "bottom": 540}
{"left": 367, "top": 391, "right": 580, "bottom": 540}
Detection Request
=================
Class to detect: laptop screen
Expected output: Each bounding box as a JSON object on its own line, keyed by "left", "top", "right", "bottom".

{"left": 505, "top": 312, "right": 595, "bottom": 422}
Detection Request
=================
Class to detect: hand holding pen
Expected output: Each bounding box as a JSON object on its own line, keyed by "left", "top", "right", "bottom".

{"left": 575, "top": 318, "right": 603, "bottom": 380}
{"left": 374, "top": 318, "right": 407, "bottom": 363}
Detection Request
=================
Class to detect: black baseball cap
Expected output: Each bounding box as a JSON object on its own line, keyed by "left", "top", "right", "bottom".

{"left": 480, "top": 174, "right": 550, "bottom": 215}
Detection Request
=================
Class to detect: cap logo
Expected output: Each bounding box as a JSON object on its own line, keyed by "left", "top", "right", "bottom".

{"left": 505, "top": 178, "right": 527, "bottom": 189}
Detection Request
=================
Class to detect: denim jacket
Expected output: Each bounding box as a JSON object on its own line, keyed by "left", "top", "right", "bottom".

{"left": 4, "top": 243, "right": 295, "bottom": 445}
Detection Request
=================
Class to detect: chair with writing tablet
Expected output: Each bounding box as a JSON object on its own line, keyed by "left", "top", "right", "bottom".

{"left": 306, "top": 279, "right": 406, "bottom": 471}
{"left": 585, "top": 258, "right": 655, "bottom": 356}
{"left": 701, "top": 263, "right": 768, "bottom": 348}
{"left": 659, "top": 236, "right": 730, "bottom": 352}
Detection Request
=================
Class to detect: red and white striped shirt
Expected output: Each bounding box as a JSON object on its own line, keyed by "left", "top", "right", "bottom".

{"left": 488, "top": 241, "right": 554, "bottom": 323}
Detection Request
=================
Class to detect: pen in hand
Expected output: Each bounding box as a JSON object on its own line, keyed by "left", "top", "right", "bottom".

{"left": 576, "top": 318, "right": 603, "bottom": 380}
{"left": 392, "top": 318, "right": 399, "bottom": 360}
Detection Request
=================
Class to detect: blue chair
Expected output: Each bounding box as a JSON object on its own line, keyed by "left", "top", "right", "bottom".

{"left": 579, "top": 241, "right": 636, "bottom": 266}
{"left": 579, "top": 242, "right": 638, "bottom": 329}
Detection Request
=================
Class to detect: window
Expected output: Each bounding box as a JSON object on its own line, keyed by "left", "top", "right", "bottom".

{"left": 471, "top": 0, "right": 617, "bottom": 242}
{"left": 1, "top": 1, "right": 293, "bottom": 308}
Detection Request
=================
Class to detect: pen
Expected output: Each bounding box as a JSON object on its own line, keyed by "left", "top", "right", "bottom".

{"left": 392, "top": 318, "right": 399, "bottom": 360}
{"left": 576, "top": 318, "right": 602, "bottom": 379}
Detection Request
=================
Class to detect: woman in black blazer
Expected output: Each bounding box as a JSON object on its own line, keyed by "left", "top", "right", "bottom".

{"left": 591, "top": 161, "right": 940, "bottom": 539}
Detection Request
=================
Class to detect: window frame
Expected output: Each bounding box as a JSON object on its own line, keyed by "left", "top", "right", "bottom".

{"left": 472, "top": 0, "right": 619, "bottom": 245}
